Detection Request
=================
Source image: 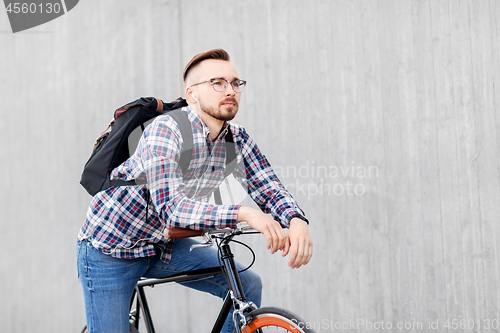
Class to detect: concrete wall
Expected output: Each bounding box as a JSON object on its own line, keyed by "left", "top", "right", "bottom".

{"left": 1, "top": 0, "right": 499, "bottom": 332}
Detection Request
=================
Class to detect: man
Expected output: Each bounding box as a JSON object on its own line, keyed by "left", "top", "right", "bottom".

{"left": 77, "top": 48, "right": 313, "bottom": 333}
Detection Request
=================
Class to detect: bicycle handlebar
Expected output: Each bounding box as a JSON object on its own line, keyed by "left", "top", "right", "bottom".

{"left": 166, "top": 228, "right": 205, "bottom": 239}
{"left": 166, "top": 223, "right": 255, "bottom": 240}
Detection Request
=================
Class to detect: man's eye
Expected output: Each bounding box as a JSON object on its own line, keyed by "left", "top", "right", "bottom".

{"left": 212, "top": 80, "right": 224, "bottom": 86}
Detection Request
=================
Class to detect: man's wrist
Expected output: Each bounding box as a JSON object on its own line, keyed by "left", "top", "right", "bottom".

{"left": 237, "top": 205, "right": 255, "bottom": 222}
{"left": 288, "top": 213, "right": 309, "bottom": 225}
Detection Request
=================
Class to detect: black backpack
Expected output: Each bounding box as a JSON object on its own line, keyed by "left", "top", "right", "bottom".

{"left": 80, "top": 97, "right": 237, "bottom": 200}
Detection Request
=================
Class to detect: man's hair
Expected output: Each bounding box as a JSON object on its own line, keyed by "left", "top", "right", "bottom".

{"left": 183, "top": 48, "right": 230, "bottom": 83}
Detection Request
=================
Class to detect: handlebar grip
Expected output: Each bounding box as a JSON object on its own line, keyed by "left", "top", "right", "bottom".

{"left": 166, "top": 228, "right": 205, "bottom": 239}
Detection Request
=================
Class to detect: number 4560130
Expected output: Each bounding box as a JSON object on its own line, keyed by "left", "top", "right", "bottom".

{"left": 6, "top": 3, "right": 62, "bottom": 14}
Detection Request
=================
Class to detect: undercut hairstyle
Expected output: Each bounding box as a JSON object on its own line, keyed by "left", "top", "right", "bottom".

{"left": 183, "top": 49, "right": 231, "bottom": 83}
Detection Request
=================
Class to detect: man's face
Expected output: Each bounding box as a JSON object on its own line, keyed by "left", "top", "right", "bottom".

{"left": 189, "top": 59, "right": 241, "bottom": 122}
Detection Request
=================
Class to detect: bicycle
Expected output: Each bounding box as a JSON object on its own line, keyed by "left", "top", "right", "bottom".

{"left": 81, "top": 223, "right": 315, "bottom": 333}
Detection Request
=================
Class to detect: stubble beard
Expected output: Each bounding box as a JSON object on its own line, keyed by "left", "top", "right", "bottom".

{"left": 199, "top": 98, "right": 239, "bottom": 121}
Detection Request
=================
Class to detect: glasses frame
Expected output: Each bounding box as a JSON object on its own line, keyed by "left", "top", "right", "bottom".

{"left": 190, "top": 78, "right": 247, "bottom": 93}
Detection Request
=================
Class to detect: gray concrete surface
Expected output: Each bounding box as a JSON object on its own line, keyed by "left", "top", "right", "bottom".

{"left": 1, "top": 0, "right": 499, "bottom": 332}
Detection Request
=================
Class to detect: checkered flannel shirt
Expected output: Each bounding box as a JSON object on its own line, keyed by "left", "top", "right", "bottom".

{"left": 78, "top": 106, "right": 307, "bottom": 263}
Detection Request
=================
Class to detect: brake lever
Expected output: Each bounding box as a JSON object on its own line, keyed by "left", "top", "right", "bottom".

{"left": 189, "top": 233, "right": 213, "bottom": 251}
{"left": 236, "top": 222, "right": 253, "bottom": 233}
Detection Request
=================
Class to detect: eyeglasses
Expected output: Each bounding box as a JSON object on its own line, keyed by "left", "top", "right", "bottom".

{"left": 190, "top": 78, "right": 247, "bottom": 93}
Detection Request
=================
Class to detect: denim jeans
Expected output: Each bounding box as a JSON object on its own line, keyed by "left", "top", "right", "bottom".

{"left": 77, "top": 238, "right": 262, "bottom": 333}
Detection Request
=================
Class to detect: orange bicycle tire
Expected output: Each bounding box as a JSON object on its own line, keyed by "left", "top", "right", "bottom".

{"left": 241, "top": 307, "right": 315, "bottom": 333}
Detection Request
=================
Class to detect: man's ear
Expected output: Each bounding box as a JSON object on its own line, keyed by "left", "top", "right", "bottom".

{"left": 185, "top": 87, "right": 196, "bottom": 104}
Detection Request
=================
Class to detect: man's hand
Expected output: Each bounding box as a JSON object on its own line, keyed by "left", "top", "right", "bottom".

{"left": 237, "top": 206, "right": 287, "bottom": 254}
{"left": 237, "top": 207, "right": 313, "bottom": 269}
{"left": 282, "top": 218, "right": 313, "bottom": 269}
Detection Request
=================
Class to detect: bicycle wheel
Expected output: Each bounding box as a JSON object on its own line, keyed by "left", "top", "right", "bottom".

{"left": 241, "top": 306, "right": 315, "bottom": 333}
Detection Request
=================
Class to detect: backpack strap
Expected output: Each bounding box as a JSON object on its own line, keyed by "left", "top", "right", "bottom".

{"left": 224, "top": 128, "right": 237, "bottom": 176}
{"left": 168, "top": 109, "right": 193, "bottom": 174}
{"left": 214, "top": 127, "right": 238, "bottom": 205}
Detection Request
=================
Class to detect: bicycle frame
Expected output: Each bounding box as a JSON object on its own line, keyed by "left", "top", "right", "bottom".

{"left": 128, "top": 231, "right": 256, "bottom": 333}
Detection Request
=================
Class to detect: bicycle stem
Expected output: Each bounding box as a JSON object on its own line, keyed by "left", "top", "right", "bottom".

{"left": 220, "top": 239, "right": 246, "bottom": 302}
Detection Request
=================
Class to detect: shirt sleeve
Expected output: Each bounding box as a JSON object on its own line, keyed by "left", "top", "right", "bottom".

{"left": 139, "top": 116, "right": 239, "bottom": 230}
{"left": 230, "top": 124, "right": 308, "bottom": 228}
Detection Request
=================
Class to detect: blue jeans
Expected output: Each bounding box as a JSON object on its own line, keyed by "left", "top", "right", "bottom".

{"left": 77, "top": 239, "right": 262, "bottom": 333}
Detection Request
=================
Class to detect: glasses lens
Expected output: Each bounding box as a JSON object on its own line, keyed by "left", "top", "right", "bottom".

{"left": 232, "top": 80, "right": 246, "bottom": 93}
{"left": 211, "top": 79, "right": 227, "bottom": 92}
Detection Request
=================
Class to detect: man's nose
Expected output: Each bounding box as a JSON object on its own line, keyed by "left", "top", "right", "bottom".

{"left": 224, "top": 84, "right": 236, "bottom": 96}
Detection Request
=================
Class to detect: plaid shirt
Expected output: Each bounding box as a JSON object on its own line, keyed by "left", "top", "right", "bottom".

{"left": 78, "top": 106, "right": 307, "bottom": 263}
